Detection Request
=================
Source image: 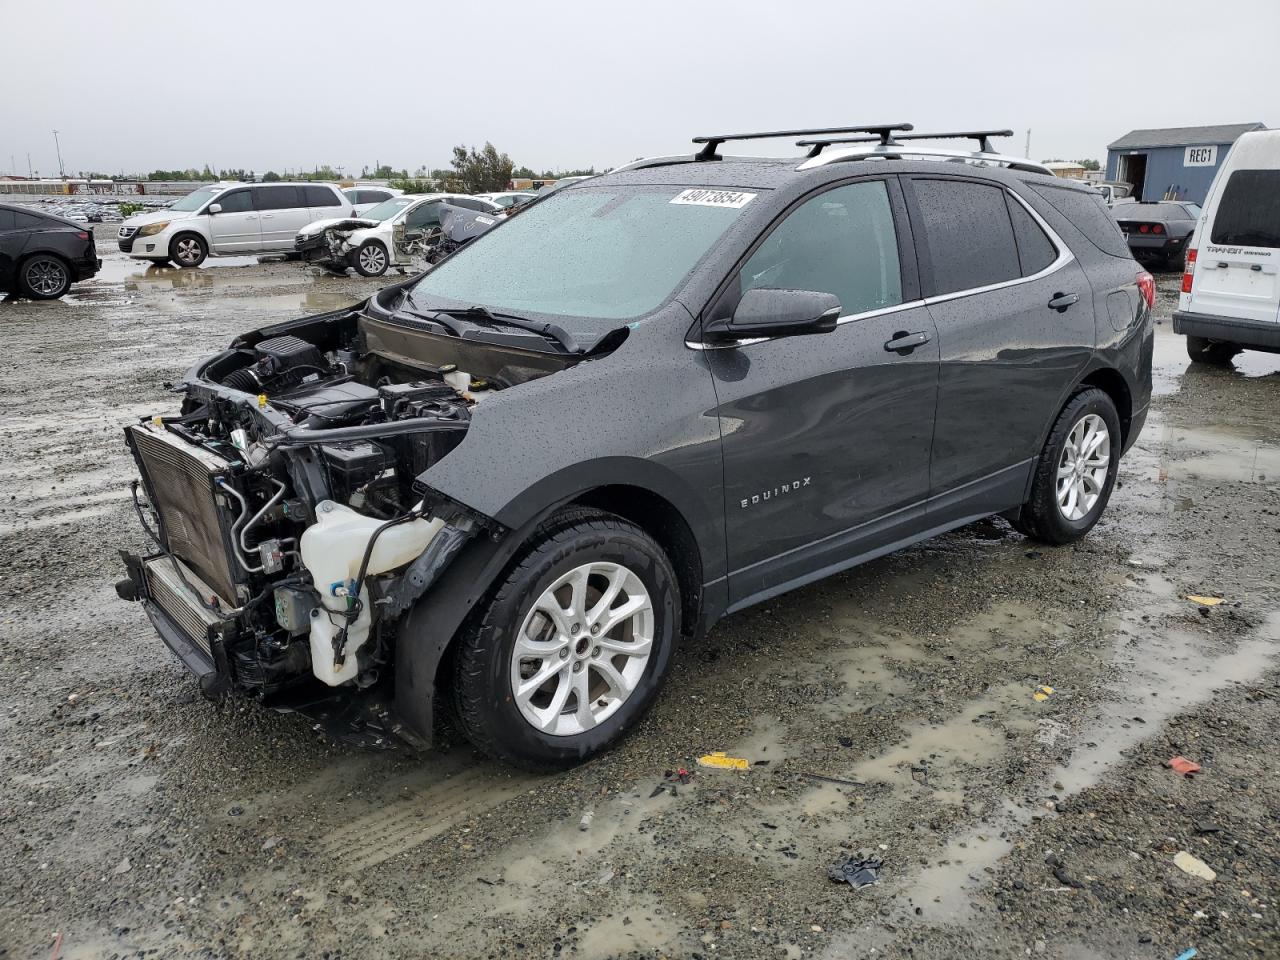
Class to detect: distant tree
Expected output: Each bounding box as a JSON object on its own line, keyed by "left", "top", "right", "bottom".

{"left": 512, "top": 165, "right": 537, "bottom": 179}
{"left": 261, "top": 170, "right": 282, "bottom": 182}
{"left": 372, "top": 164, "right": 398, "bottom": 179}
{"left": 451, "top": 142, "right": 515, "bottom": 193}
{"left": 1076, "top": 158, "right": 1101, "bottom": 171}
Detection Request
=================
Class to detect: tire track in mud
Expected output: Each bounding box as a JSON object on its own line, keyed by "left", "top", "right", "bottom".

{"left": 312, "top": 764, "right": 539, "bottom": 872}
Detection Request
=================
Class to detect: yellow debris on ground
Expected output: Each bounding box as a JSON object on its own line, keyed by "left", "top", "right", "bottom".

{"left": 1033, "top": 685, "right": 1055, "bottom": 702}
{"left": 697, "top": 751, "right": 750, "bottom": 771}
{"left": 1186, "top": 595, "right": 1224, "bottom": 606}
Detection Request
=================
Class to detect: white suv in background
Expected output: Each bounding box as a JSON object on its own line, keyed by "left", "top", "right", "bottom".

{"left": 1176, "top": 129, "right": 1280, "bottom": 364}
{"left": 117, "top": 182, "right": 353, "bottom": 267}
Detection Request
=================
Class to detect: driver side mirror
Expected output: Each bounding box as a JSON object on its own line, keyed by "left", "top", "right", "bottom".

{"left": 704, "top": 288, "right": 841, "bottom": 343}
{"left": 207, "top": 203, "right": 222, "bottom": 215}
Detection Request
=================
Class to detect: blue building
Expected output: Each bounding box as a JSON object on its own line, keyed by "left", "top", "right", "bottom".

{"left": 1105, "top": 122, "right": 1266, "bottom": 204}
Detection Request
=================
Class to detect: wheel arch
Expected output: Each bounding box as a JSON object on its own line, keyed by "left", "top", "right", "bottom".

{"left": 393, "top": 477, "right": 710, "bottom": 747}
{"left": 1077, "top": 366, "right": 1133, "bottom": 447}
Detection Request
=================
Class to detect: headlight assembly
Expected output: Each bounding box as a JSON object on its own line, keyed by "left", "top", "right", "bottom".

{"left": 137, "top": 221, "right": 171, "bottom": 237}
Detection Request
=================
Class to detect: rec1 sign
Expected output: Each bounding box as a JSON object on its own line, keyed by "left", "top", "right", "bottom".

{"left": 1184, "top": 145, "right": 1218, "bottom": 167}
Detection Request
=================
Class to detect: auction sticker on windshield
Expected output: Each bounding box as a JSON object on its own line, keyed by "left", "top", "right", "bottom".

{"left": 670, "top": 189, "right": 756, "bottom": 208}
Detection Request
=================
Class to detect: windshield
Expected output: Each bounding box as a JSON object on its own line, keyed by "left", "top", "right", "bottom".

{"left": 409, "top": 185, "right": 753, "bottom": 321}
{"left": 361, "top": 196, "right": 417, "bottom": 222}
{"left": 169, "top": 186, "right": 221, "bottom": 212}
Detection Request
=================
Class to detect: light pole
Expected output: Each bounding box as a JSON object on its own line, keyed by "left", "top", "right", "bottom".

{"left": 52, "top": 130, "right": 65, "bottom": 179}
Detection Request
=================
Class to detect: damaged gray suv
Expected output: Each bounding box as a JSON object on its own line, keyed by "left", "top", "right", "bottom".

{"left": 118, "top": 125, "right": 1154, "bottom": 769}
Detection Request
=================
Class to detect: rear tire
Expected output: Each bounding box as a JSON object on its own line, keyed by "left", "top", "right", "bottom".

{"left": 1186, "top": 335, "right": 1240, "bottom": 365}
{"left": 17, "top": 254, "right": 71, "bottom": 299}
{"left": 170, "top": 233, "right": 207, "bottom": 268}
{"left": 1012, "top": 387, "right": 1121, "bottom": 545}
{"left": 452, "top": 508, "right": 679, "bottom": 770}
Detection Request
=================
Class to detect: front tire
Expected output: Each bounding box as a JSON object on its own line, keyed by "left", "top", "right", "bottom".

{"left": 1013, "top": 387, "right": 1121, "bottom": 545}
{"left": 170, "top": 233, "right": 207, "bottom": 268}
{"left": 18, "top": 255, "right": 71, "bottom": 299}
{"left": 352, "top": 240, "right": 389, "bottom": 277}
{"left": 452, "top": 509, "right": 679, "bottom": 770}
{"left": 1186, "top": 335, "right": 1240, "bottom": 366}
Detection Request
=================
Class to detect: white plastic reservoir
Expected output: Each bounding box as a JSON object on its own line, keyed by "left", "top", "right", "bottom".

{"left": 300, "top": 500, "right": 443, "bottom": 686}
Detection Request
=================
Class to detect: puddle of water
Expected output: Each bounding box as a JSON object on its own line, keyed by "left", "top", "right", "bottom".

{"left": 577, "top": 897, "right": 675, "bottom": 960}
{"left": 902, "top": 610, "right": 1280, "bottom": 922}
{"left": 851, "top": 681, "right": 1025, "bottom": 796}
{"left": 1154, "top": 422, "right": 1280, "bottom": 484}
{"left": 1152, "top": 323, "right": 1280, "bottom": 396}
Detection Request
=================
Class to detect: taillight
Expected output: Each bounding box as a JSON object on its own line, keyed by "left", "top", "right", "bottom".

{"left": 76, "top": 231, "right": 90, "bottom": 241}
{"left": 1137, "top": 271, "right": 1155, "bottom": 308}
{"left": 1152, "top": 224, "right": 1164, "bottom": 235}
{"left": 1139, "top": 224, "right": 1150, "bottom": 233}
{"left": 1181, "top": 248, "right": 1197, "bottom": 294}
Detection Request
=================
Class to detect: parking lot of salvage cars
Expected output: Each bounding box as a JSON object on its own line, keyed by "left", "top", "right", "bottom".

{"left": 2, "top": 232, "right": 1279, "bottom": 960}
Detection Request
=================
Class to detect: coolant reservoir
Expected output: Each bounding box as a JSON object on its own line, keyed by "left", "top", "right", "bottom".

{"left": 300, "top": 501, "right": 443, "bottom": 686}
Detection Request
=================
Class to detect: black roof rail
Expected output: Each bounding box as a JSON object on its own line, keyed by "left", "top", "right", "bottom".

{"left": 799, "top": 128, "right": 1015, "bottom": 156}
{"left": 692, "top": 123, "right": 914, "bottom": 161}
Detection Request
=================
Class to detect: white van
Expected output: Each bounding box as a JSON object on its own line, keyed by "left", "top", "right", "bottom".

{"left": 1176, "top": 129, "right": 1280, "bottom": 363}
{"left": 117, "top": 182, "right": 353, "bottom": 267}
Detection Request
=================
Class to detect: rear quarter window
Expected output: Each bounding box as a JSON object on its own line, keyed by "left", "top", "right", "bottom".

{"left": 1210, "top": 170, "right": 1280, "bottom": 248}
{"left": 1029, "top": 182, "right": 1131, "bottom": 259}
{"left": 305, "top": 185, "right": 341, "bottom": 207}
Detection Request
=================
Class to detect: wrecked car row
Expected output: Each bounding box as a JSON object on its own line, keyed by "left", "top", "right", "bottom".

{"left": 294, "top": 194, "right": 505, "bottom": 277}
{"left": 119, "top": 125, "right": 1153, "bottom": 770}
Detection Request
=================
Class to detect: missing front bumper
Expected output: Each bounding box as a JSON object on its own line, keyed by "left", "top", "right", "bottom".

{"left": 120, "top": 551, "right": 232, "bottom": 697}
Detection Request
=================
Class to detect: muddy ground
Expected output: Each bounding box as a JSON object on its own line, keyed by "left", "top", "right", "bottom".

{"left": 1, "top": 231, "right": 1278, "bottom": 960}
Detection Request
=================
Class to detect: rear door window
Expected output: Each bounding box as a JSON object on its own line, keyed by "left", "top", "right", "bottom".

{"left": 1210, "top": 170, "right": 1280, "bottom": 248}
{"left": 12, "top": 210, "right": 52, "bottom": 229}
{"left": 740, "top": 179, "right": 902, "bottom": 316}
{"left": 1006, "top": 195, "right": 1058, "bottom": 276}
{"left": 448, "top": 197, "right": 493, "bottom": 212}
{"left": 0, "top": 209, "right": 17, "bottom": 230}
{"left": 255, "top": 186, "right": 303, "bottom": 211}
{"left": 911, "top": 179, "right": 1020, "bottom": 295}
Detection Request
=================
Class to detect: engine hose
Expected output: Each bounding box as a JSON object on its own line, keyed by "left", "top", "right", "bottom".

{"left": 332, "top": 505, "right": 425, "bottom": 663}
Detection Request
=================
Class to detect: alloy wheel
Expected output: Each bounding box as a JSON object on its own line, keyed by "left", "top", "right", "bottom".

{"left": 1056, "top": 413, "right": 1110, "bottom": 521}
{"left": 359, "top": 244, "right": 386, "bottom": 274}
{"left": 510, "top": 562, "right": 654, "bottom": 737}
{"left": 176, "top": 238, "right": 202, "bottom": 264}
{"left": 26, "top": 259, "right": 67, "bottom": 296}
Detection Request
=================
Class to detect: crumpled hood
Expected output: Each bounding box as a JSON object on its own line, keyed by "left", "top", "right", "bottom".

{"left": 299, "top": 217, "right": 379, "bottom": 237}
{"left": 123, "top": 209, "right": 195, "bottom": 228}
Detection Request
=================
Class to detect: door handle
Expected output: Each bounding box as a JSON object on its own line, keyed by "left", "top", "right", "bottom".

{"left": 1048, "top": 292, "right": 1079, "bottom": 312}
{"left": 884, "top": 330, "right": 931, "bottom": 354}
{"left": 261, "top": 214, "right": 274, "bottom": 219}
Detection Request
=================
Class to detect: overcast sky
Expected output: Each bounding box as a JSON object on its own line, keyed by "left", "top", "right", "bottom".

{"left": 2, "top": 0, "right": 1277, "bottom": 178}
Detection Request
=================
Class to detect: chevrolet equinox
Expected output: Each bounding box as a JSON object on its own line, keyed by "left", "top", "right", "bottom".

{"left": 118, "top": 125, "right": 1154, "bottom": 769}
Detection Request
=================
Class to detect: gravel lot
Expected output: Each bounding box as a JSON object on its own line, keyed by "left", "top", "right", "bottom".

{"left": 2, "top": 231, "right": 1278, "bottom": 960}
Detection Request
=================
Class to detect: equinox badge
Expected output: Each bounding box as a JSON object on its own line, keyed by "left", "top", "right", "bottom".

{"left": 741, "top": 477, "right": 811, "bottom": 508}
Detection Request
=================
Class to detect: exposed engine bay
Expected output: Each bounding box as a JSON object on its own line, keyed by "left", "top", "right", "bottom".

{"left": 119, "top": 302, "right": 579, "bottom": 726}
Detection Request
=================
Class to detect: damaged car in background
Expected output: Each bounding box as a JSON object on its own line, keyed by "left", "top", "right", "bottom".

{"left": 294, "top": 194, "right": 503, "bottom": 277}
{"left": 119, "top": 124, "right": 1152, "bottom": 770}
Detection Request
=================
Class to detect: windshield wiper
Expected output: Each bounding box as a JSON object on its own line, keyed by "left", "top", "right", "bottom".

{"left": 394, "top": 291, "right": 468, "bottom": 336}
{"left": 440, "top": 305, "right": 584, "bottom": 355}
